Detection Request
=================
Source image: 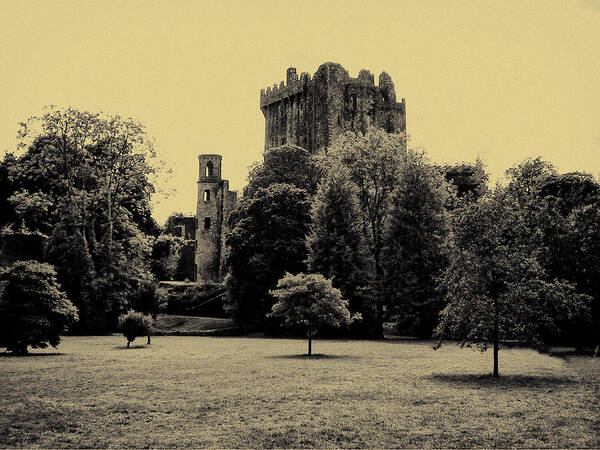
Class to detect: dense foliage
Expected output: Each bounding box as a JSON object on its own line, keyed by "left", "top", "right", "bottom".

{"left": 0, "top": 107, "right": 162, "bottom": 333}
{"left": 434, "top": 187, "right": 591, "bottom": 376}
{"left": 224, "top": 145, "right": 318, "bottom": 328}
{"left": 225, "top": 183, "right": 312, "bottom": 327}
{"left": 384, "top": 151, "right": 451, "bottom": 338}
{"left": 324, "top": 128, "right": 407, "bottom": 336}
{"left": 0, "top": 261, "right": 78, "bottom": 355}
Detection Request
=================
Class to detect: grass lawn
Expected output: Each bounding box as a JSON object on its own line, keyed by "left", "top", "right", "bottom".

{"left": 1, "top": 336, "right": 598, "bottom": 448}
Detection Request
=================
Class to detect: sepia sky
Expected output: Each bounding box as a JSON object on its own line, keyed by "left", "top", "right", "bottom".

{"left": 1, "top": 0, "right": 599, "bottom": 224}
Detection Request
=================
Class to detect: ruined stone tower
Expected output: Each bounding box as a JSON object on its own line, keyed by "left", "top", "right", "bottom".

{"left": 260, "top": 62, "right": 406, "bottom": 152}
{"left": 195, "top": 154, "right": 237, "bottom": 283}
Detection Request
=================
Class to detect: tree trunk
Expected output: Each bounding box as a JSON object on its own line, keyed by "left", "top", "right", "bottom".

{"left": 127, "top": 340, "right": 130, "bottom": 348}
{"left": 107, "top": 186, "right": 113, "bottom": 258}
{"left": 308, "top": 337, "right": 312, "bottom": 356}
{"left": 147, "top": 334, "right": 151, "bottom": 345}
{"left": 493, "top": 315, "right": 499, "bottom": 378}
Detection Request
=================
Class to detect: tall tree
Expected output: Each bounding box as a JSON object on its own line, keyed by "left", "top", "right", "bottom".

{"left": 326, "top": 127, "right": 407, "bottom": 336}
{"left": 307, "top": 165, "right": 370, "bottom": 331}
{"left": 384, "top": 150, "right": 451, "bottom": 338}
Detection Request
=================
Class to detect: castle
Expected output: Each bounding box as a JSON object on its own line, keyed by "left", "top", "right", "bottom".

{"left": 169, "top": 62, "right": 406, "bottom": 284}
{"left": 260, "top": 62, "right": 406, "bottom": 152}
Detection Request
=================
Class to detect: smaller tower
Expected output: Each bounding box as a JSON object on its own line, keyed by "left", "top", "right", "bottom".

{"left": 196, "top": 154, "right": 237, "bottom": 283}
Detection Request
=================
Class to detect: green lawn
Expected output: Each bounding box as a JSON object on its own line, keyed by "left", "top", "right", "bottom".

{"left": 1, "top": 336, "right": 598, "bottom": 448}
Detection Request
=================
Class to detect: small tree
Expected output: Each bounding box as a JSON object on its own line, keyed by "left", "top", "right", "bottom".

{"left": 0, "top": 261, "right": 78, "bottom": 355}
{"left": 268, "top": 273, "right": 357, "bottom": 356}
{"left": 118, "top": 310, "right": 152, "bottom": 347}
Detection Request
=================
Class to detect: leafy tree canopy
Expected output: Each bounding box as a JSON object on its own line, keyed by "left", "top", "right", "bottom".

{"left": 268, "top": 272, "right": 356, "bottom": 355}
{"left": 1, "top": 106, "right": 164, "bottom": 332}
{"left": 244, "top": 144, "right": 320, "bottom": 198}
{"left": 0, "top": 261, "right": 78, "bottom": 355}
{"left": 384, "top": 150, "right": 451, "bottom": 338}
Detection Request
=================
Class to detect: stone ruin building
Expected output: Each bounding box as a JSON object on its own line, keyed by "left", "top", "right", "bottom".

{"left": 168, "top": 62, "right": 406, "bottom": 284}
{"left": 260, "top": 62, "right": 406, "bottom": 152}
{"left": 195, "top": 154, "right": 237, "bottom": 283}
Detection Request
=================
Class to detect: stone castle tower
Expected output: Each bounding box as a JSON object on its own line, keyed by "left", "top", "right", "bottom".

{"left": 195, "top": 154, "right": 237, "bottom": 283}
{"left": 260, "top": 62, "right": 406, "bottom": 152}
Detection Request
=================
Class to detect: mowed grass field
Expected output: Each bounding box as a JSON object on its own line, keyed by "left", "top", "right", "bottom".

{"left": 1, "top": 336, "right": 598, "bottom": 448}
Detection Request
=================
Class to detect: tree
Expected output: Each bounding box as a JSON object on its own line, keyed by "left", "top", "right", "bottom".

{"left": 5, "top": 107, "right": 162, "bottom": 333}
{"left": 326, "top": 127, "right": 407, "bottom": 336}
{"left": 533, "top": 172, "right": 600, "bottom": 347}
{"left": 505, "top": 157, "right": 557, "bottom": 205}
{"left": 268, "top": 273, "right": 356, "bottom": 356}
{"left": 384, "top": 150, "right": 451, "bottom": 338}
{"left": 117, "top": 310, "right": 152, "bottom": 347}
{"left": 307, "top": 165, "right": 369, "bottom": 327}
{"left": 434, "top": 188, "right": 590, "bottom": 377}
{"left": 0, "top": 261, "right": 78, "bottom": 355}
{"left": 225, "top": 183, "right": 312, "bottom": 327}
{"left": 0, "top": 154, "right": 18, "bottom": 229}
{"left": 244, "top": 144, "right": 319, "bottom": 198}
{"left": 443, "top": 158, "right": 488, "bottom": 206}
{"left": 505, "top": 160, "right": 600, "bottom": 348}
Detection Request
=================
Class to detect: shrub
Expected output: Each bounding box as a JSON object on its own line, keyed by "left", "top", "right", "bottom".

{"left": 118, "top": 310, "right": 153, "bottom": 347}
{"left": 0, "top": 260, "right": 78, "bottom": 355}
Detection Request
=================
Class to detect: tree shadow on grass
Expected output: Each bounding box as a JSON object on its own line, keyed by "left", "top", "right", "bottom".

{"left": 267, "top": 354, "right": 360, "bottom": 360}
{"left": 113, "top": 345, "right": 152, "bottom": 350}
{"left": 429, "top": 373, "right": 575, "bottom": 388}
{"left": 0, "top": 352, "right": 64, "bottom": 357}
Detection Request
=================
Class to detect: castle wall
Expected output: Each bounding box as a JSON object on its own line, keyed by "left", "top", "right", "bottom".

{"left": 260, "top": 62, "right": 406, "bottom": 153}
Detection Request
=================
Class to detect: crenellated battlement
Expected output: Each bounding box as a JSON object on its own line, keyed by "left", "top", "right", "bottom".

{"left": 260, "top": 67, "right": 311, "bottom": 107}
{"left": 260, "top": 64, "right": 402, "bottom": 108}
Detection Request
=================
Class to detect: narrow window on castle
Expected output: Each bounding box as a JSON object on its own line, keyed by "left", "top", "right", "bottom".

{"left": 204, "top": 217, "right": 211, "bottom": 230}
{"left": 203, "top": 190, "right": 211, "bottom": 202}
{"left": 205, "top": 161, "right": 214, "bottom": 177}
